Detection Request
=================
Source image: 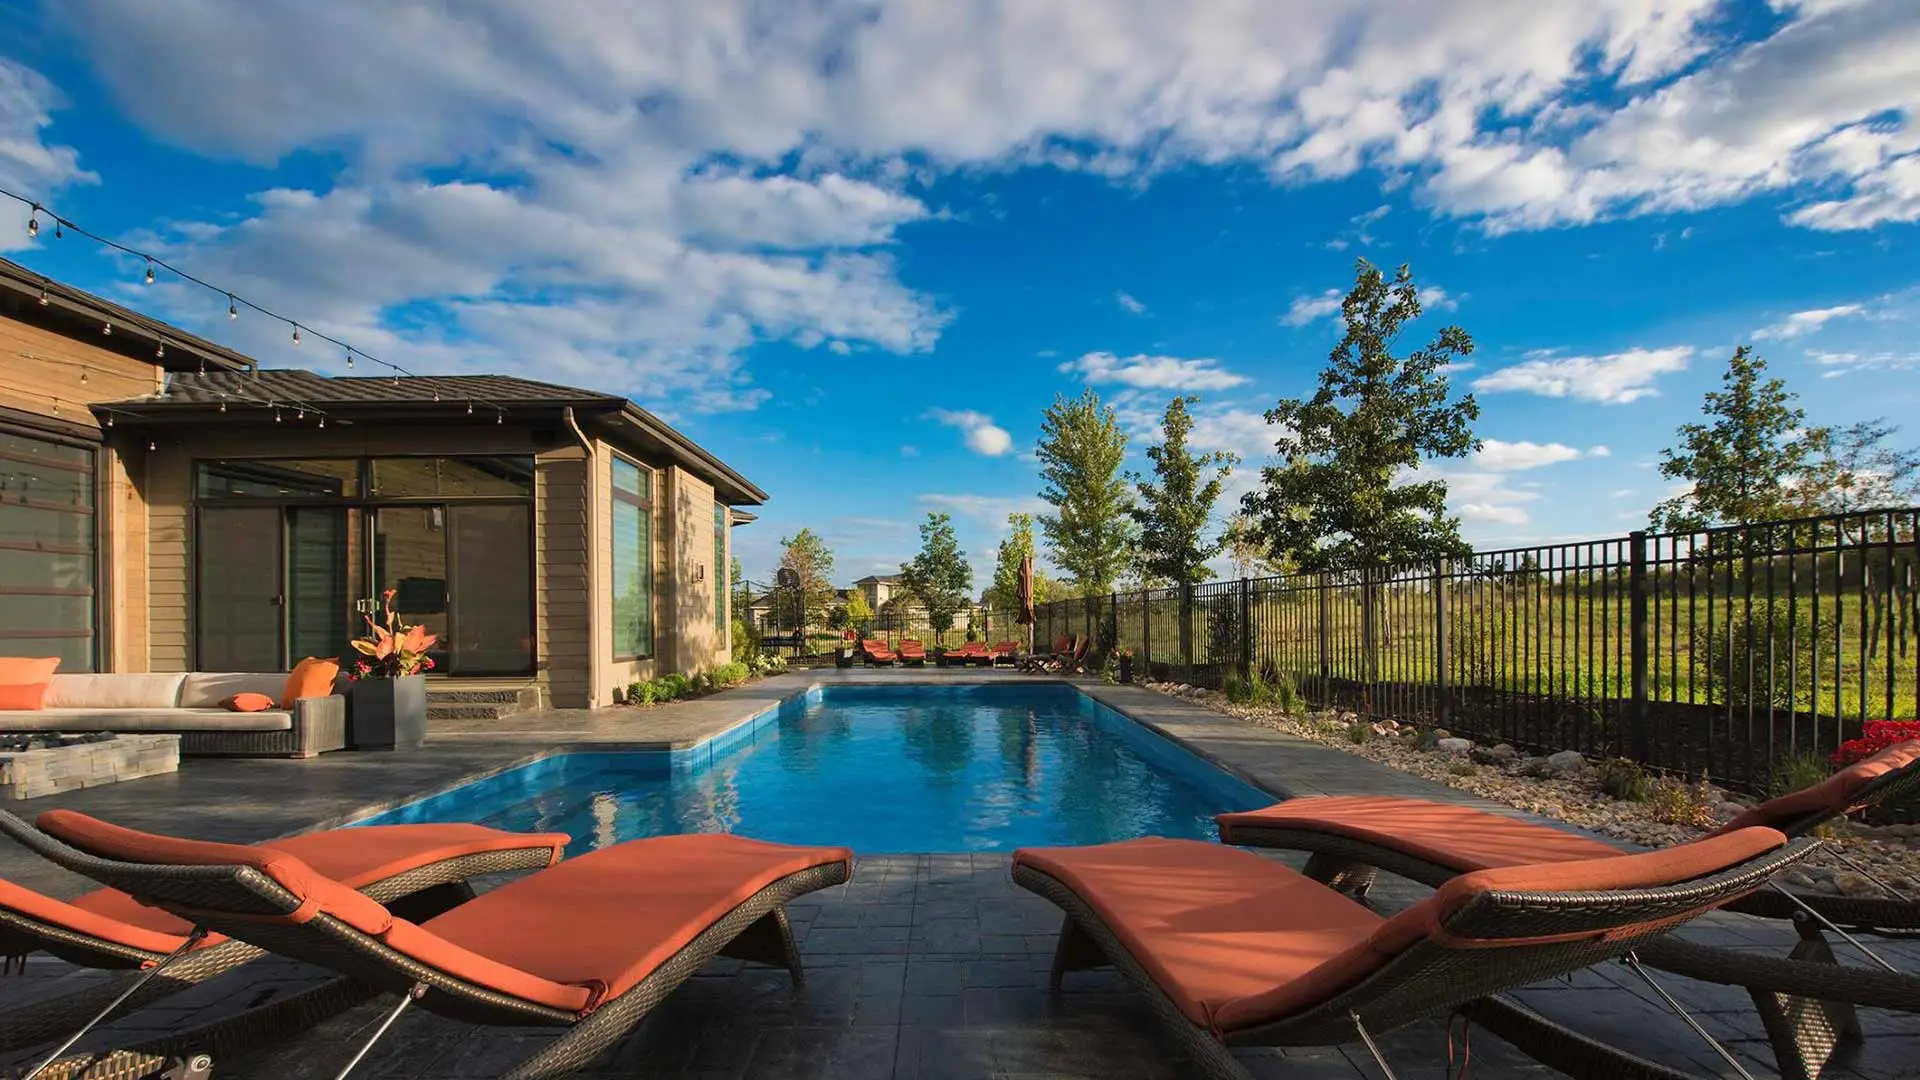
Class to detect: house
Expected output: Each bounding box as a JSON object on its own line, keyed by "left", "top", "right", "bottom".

{"left": 0, "top": 257, "right": 763, "bottom": 709}
{"left": 854, "top": 573, "right": 903, "bottom": 612}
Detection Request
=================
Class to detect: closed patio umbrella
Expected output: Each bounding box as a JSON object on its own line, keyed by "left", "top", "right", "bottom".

{"left": 1015, "top": 553, "right": 1036, "bottom": 654}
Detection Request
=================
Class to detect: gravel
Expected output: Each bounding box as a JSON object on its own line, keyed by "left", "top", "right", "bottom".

{"left": 1143, "top": 681, "right": 1920, "bottom": 898}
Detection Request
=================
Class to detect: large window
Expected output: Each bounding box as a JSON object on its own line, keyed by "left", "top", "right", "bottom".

{"left": 714, "top": 502, "right": 727, "bottom": 634}
{"left": 612, "top": 456, "right": 653, "bottom": 659}
{"left": 0, "top": 431, "right": 95, "bottom": 670}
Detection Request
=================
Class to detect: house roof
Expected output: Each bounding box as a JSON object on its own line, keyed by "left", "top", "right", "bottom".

{"left": 0, "top": 256, "right": 256, "bottom": 375}
{"left": 98, "top": 369, "right": 769, "bottom": 505}
{"left": 854, "top": 573, "right": 903, "bottom": 584}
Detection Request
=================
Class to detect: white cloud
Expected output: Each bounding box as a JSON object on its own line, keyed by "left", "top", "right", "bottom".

{"left": 1474, "top": 346, "right": 1694, "bottom": 404}
{"left": 1281, "top": 289, "right": 1343, "bottom": 327}
{"left": 1061, "top": 351, "right": 1249, "bottom": 391}
{"left": 1752, "top": 303, "right": 1866, "bottom": 340}
{"left": 1472, "top": 438, "right": 1602, "bottom": 471}
{"left": 0, "top": 58, "right": 97, "bottom": 252}
{"left": 1418, "top": 285, "right": 1460, "bottom": 312}
{"left": 674, "top": 171, "right": 930, "bottom": 248}
{"left": 927, "top": 408, "right": 1014, "bottom": 456}
{"left": 1115, "top": 291, "right": 1147, "bottom": 315}
{"left": 1809, "top": 347, "right": 1920, "bottom": 376}
{"left": 918, "top": 492, "right": 1050, "bottom": 525}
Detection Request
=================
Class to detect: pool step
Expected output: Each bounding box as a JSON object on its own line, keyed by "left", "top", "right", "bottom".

{"left": 425, "top": 685, "right": 542, "bottom": 723}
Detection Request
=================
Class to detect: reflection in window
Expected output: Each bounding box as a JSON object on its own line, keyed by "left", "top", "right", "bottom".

{"left": 197, "top": 459, "right": 359, "bottom": 499}
{"left": 371, "top": 457, "right": 533, "bottom": 498}
{"left": 612, "top": 457, "right": 653, "bottom": 659}
{"left": 0, "top": 432, "right": 95, "bottom": 670}
{"left": 714, "top": 502, "right": 727, "bottom": 634}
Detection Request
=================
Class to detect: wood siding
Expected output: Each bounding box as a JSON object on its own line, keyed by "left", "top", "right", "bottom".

{"left": 536, "top": 446, "right": 591, "bottom": 708}
{"left": 0, "top": 320, "right": 161, "bottom": 429}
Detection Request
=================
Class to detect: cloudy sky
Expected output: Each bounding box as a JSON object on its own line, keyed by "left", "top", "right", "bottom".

{"left": 3, "top": 0, "right": 1917, "bottom": 588}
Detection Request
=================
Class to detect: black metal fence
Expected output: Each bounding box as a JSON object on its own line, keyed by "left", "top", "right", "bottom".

{"left": 735, "top": 579, "right": 1021, "bottom": 655}
{"left": 1034, "top": 508, "right": 1920, "bottom": 795}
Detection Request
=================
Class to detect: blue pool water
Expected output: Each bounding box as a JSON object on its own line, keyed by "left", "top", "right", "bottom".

{"left": 354, "top": 684, "right": 1272, "bottom": 854}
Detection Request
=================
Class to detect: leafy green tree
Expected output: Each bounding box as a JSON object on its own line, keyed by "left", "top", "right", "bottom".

{"left": 1037, "top": 388, "right": 1135, "bottom": 593}
{"left": 1792, "top": 418, "right": 1920, "bottom": 515}
{"left": 901, "top": 512, "right": 973, "bottom": 634}
{"left": 1129, "top": 396, "right": 1237, "bottom": 585}
{"left": 775, "top": 528, "right": 836, "bottom": 631}
{"left": 986, "top": 513, "right": 1057, "bottom": 614}
{"left": 1651, "top": 346, "right": 1825, "bottom": 532}
{"left": 1223, "top": 512, "right": 1290, "bottom": 580}
{"left": 843, "top": 587, "right": 874, "bottom": 632}
{"left": 1243, "top": 259, "right": 1480, "bottom": 571}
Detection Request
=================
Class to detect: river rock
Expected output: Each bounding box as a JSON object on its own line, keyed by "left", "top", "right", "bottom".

{"left": 1471, "top": 743, "right": 1517, "bottom": 765}
{"left": 1544, "top": 750, "right": 1587, "bottom": 776}
{"left": 1437, "top": 737, "right": 1474, "bottom": 754}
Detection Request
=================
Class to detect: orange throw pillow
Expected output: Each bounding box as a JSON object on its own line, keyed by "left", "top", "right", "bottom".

{"left": 224, "top": 692, "right": 277, "bottom": 712}
{"left": 0, "top": 657, "right": 61, "bottom": 710}
{"left": 280, "top": 658, "right": 341, "bottom": 709}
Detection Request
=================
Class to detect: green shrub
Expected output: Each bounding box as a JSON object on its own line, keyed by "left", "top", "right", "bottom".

{"left": 1647, "top": 773, "right": 1719, "bottom": 828}
{"left": 1692, "top": 599, "right": 1816, "bottom": 710}
{"left": 1770, "top": 751, "right": 1830, "bottom": 797}
{"left": 731, "top": 619, "right": 759, "bottom": 662}
{"left": 1345, "top": 719, "right": 1372, "bottom": 744}
{"left": 1223, "top": 672, "right": 1250, "bottom": 703}
{"left": 659, "top": 673, "right": 691, "bottom": 700}
{"left": 625, "top": 680, "right": 653, "bottom": 706}
{"left": 1594, "top": 757, "right": 1651, "bottom": 802}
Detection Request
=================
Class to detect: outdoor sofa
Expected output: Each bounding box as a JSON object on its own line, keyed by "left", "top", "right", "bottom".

{"left": 0, "top": 669, "right": 345, "bottom": 758}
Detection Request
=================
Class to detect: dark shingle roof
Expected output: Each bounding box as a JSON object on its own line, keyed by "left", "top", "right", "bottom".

{"left": 105, "top": 370, "right": 623, "bottom": 408}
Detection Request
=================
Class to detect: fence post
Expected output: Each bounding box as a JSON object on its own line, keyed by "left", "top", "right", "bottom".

{"left": 1111, "top": 590, "right": 1120, "bottom": 654}
{"left": 1179, "top": 581, "right": 1195, "bottom": 683}
{"left": 1316, "top": 580, "right": 1331, "bottom": 695}
{"left": 1238, "top": 577, "right": 1253, "bottom": 683}
{"left": 1433, "top": 559, "right": 1450, "bottom": 730}
{"left": 1629, "top": 530, "right": 1651, "bottom": 762}
{"left": 1141, "top": 587, "right": 1152, "bottom": 675}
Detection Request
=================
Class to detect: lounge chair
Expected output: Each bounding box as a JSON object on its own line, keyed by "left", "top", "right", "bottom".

{"left": 897, "top": 640, "right": 927, "bottom": 666}
{"left": 1215, "top": 739, "right": 1920, "bottom": 1080}
{"left": 32, "top": 810, "right": 853, "bottom": 1080}
{"left": 941, "top": 642, "right": 987, "bottom": 666}
{"left": 1019, "top": 635, "right": 1075, "bottom": 672}
{"left": 1015, "top": 828, "right": 1812, "bottom": 1080}
{"left": 987, "top": 641, "right": 1021, "bottom": 667}
{"left": 860, "top": 638, "right": 897, "bottom": 665}
{"left": 0, "top": 809, "right": 567, "bottom": 1066}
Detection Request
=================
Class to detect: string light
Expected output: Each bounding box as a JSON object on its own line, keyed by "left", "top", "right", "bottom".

{"left": 25, "top": 208, "right": 38, "bottom": 239}
{"left": 80, "top": 369, "right": 88, "bottom": 385}
{"left": 291, "top": 324, "right": 300, "bottom": 346}
{"left": 38, "top": 283, "right": 48, "bottom": 305}
{"left": 105, "top": 414, "right": 113, "bottom": 427}
{"left": 144, "top": 259, "right": 155, "bottom": 285}
{"left": 101, "top": 321, "right": 112, "bottom": 336}
{"left": 345, "top": 349, "right": 354, "bottom": 369}
{"left": 147, "top": 439, "right": 156, "bottom": 451}
{"left": 228, "top": 294, "right": 238, "bottom": 319}
{"left": 467, "top": 401, "right": 474, "bottom": 414}
{"left": 318, "top": 417, "right": 326, "bottom": 429}
{"left": 53, "top": 219, "right": 62, "bottom": 239}
{"left": 155, "top": 340, "right": 166, "bottom": 359}
{"left": 274, "top": 408, "right": 282, "bottom": 422}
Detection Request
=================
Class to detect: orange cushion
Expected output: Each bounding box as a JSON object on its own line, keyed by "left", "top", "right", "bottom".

{"left": 1013, "top": 838, "right": 1382, "bottom": 1031}
{"left": 1718, "top": 739, "right": 1920, "bottom": 834}
{"left": 35, "top": 810, "right": 393, "bottom": 934}
{"left": 1210, "top": 825, "right": 1790, "bottom": 1031}
{"left": 280, "top": 657, "right": 340, "bottom": 709}
{"left": 1217, "top": 796, "right": 1625, "bottom": 871}
{"left": 0, "top": 876, "right": 198, "bottom": 955}
{"left": 417, "top": 833, "right": 853, "bottom": 1012}
{"left": 261, "top": 824, "right": 568, "bottom": 886}
{"left": 223, "top": 692, "right": 277, "bottom": 713}
{"left": 0, "top": 656, "right": 61, "bottom": 710}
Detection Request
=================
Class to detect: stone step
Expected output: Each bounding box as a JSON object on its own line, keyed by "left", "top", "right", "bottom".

{"left": 427, "top": 703, "right": 522, "bottom": 721}
{"left": 424, "top": 684, "right": 541, "bottom": 722}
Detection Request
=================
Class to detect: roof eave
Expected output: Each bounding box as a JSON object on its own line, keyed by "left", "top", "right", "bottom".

{"left": 611, "top": 402, "right": 768, "bottom": 506}
{"left": 0, "top": 258, "right": 256, "bottom": 374}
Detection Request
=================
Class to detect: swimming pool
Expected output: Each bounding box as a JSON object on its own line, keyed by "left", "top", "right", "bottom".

{"left": 353, "top": 684, "right": 1273, "bottom": 854}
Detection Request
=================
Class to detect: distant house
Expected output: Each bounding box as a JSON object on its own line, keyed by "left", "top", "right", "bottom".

{"left": 854, "top": 573, "right": 902, "bottom": 611}
{"left": 0, "top": 257, "right": 763, "bottom": 709}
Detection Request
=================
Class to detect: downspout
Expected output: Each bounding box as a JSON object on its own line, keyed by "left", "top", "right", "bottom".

{"left": 562, "top": 408, "right": 599, "bottom": 706}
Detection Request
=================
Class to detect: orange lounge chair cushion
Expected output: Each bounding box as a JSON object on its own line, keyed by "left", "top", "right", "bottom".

{"left": 1216, "top": 796, "right": 1624, "bottom": 871}
{"left": 1052, "top": 637, "right": 1073, "bottom": 654}
{"left": 1014, "top": 838, "right": 1383, "bottom": 1032}
{"left": 1716, "top": 739, "right": 1920, "bottom": 834}
{"left": 414, "top": 833, "right": 854, "bottom": 1013}
{"left": 27, "top": 815, "right": 569, "bottom": 953}
{"left": 0, "top": 657, "right": 61, "bottom": 710}
{"left": 279, "top": 657, "right": 340, "bottom": 709}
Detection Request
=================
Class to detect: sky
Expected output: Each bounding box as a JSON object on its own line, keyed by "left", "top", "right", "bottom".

{"left": 1, "top": 0, "right": 1917, "bottom": 591}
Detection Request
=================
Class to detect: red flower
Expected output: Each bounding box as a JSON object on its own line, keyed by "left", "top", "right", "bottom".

{"left": 1833, "top": 720, "right": 1920, "bottom": 768}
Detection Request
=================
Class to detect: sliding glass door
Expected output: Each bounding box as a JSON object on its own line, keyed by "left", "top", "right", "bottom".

{"left": 447, "top": 504, "right": 533, "bottom": 674}
{"left": 196, "top": 507, "right": 286, "bottom": 672}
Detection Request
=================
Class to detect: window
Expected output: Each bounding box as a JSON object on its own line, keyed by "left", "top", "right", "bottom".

{"left": 714, "top": 501, "right": 727, "bottom": 634}
{"left": 611, "top": 456, "right": 653, "bottom": 659}
{"left": 0, "top": 431, "right": 96, "bottom": 670}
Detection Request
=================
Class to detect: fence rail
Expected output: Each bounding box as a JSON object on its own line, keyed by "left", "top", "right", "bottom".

{"left": 1033, "top": 508, "right": 1920, "bottom": 795}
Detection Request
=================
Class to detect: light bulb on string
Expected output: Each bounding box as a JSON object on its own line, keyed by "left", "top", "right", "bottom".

{"left": 80, "top": 369, "right": 88, "bottom": 385}
{"left": 496, "top": 410, "right": 503, "bottom": 425}
{"left": 198, "top": 359, "right": 207, "bottom": 376}
{"left": 467, "top": 401, "right": 474, "bottom": 415}
{"left": 218, "top": 398, "right": 227, "bottom": 413}
{"left": 53, "top": 219, "right": 62, "bottom": 240}
{"left": 38, "top": 284, "right": 49, "bottom": 305}
{"left": 26, "top": 210, "right": 38, "bottom": 239}
{"left": 147, "top": 439, "right": 156, "bottom": 452}
{"left": 155, "top": 341, "right": 166, "bottom": 359}
{"left": 105, "top": 414, "right": 114, "bottom": 427}
{"left": 144, "top": 260, "right": 155, "bottom": 285}
{"left": 102, "top": 321, "right": 112, "bottom": 336}
{"left": 318, "top": 417, "right": 326, "bottom": 429}
{"left": 274, "top": 408, "right": 282, "bottom": 423}
{"left": 228, "top": 295, "right": 238, "bottom": 319}
{"left": 345, "top": 350, "right": 354, "bottom": 369}
{"left": 292, "top": 325, "right": 301, "bottom": 347}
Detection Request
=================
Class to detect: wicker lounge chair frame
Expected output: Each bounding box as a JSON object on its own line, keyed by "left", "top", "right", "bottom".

{"left": 1219, "top": 750, "right": 1920, "bottom": 1080}
{"left": 859, "top": 639, "right": 896, "bottom": 666}
{"left": 0, "top": 810, "right": 561, "bottom": 1063}
{"left": 1016, "top": 837, "right": 1817, "bottom": 1080}
{"left": 34, "top": 836, "right": 851, "bottom": 1080}
{"left": 897, "top": 640, "right": 928, "bottom": 667}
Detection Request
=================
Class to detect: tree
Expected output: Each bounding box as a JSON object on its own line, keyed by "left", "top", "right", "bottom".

{"left": 775, "top": 528, "right": 835, "bottom": 632}
{"left": 1651, "top": 346, "right": 1825, "bottom": 533}
{"left": 900, "top": 512, "right": 973, "bottom": 634}
{"left": 1223, "top": 512, "right": 1290, "bottom": 580}
{"left": 1037, "top": 388, "right": 1135, "bottom": 593}
{"left": 843, "top": 588, "right": 874, "bottom": 632}
{"left": 1792, "top": 418, "right": 1920, "bottom": 515}
{"left": 985, "top": 512, "right": 1058, "bottom": 614}
{"left": 1129, "top": 396, "right": 1238, "bottom": 586}
{"left": 1242, "top": 259, "right": 1480, "bottom": 571}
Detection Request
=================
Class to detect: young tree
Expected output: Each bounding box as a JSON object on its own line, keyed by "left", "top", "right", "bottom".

{"left": 1792, "top": 419, "right": 1920, "bottom": 515}
{"left": 1242, "top": 259, "right": 1480, "bottom": 571}
{"left": 1651, "top": 346, "right": 1825, "bottom": 532}
{"left": 1222, "top": 512, "right": 1290, "bottom": 580}
{"left": 1036, "top": 388, "right": 1135, "bottom": 593}
{"left": 776, "top": 528, "right": 836, "bottom": 631}
{"left": 843, "top": 587, "right": 874, "bottom": 632}
{"left": 900, "top": 512, "right": 973, "bottom": 634}
{"left": 986, "top": 512, "right": 1054, "bottom": 615}
{"left": 1129, "top": 396, "right": 1238, "bottom": 585}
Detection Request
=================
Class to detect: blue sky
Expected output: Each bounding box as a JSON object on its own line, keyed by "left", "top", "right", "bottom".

{"left": 2, "top": 0, "right": 1917, "bottom": 590}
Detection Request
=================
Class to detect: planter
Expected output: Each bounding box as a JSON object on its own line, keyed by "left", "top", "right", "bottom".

{"left": 348, "top": 674, "right": 427, "bottom": 751}
{"left": 835, "top": 648, "right": 855, "bottom": 669}
{"left": 1117, "top": 656, "right": 1135, "bottom": 684}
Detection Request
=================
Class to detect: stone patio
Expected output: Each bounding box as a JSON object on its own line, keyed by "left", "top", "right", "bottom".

{"left": 3, "top": 669, "right": 1916, "bottom": 1079}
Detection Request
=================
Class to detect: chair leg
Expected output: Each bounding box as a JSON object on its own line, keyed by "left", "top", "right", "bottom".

{"left": 1301, "top": 853, "right": 1378, "bottom": 900}
{"left": 1049, "top": 915, "right": 1109, "bottom": 988}
{"left": 1349, "top": 1013, "right": 1401, "bottom": 1080}
{"left": 1746, "top": 920, "right": 1865, "bottom": 1080}
{"left": 21, "top": 930, "right": 208, "bottom": 1080}
{"left": 717, "top": 907, "right": 805, "bottom": 987}
{"left": 1622, "top": 954, "right": 1758, "bottom": 1080}
{"left": 331, "top": 983, "right": 424, "bottom": 1080}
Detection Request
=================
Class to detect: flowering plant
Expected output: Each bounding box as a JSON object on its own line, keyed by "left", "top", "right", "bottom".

{"left": 1832, "top": 720, "right": 1920, "bottom": 768}
{"left": 348, "top": 589, "right": 439, "bottom": 681}
{"left": 1113, "top": 646, "right": 1134, "bottom": 659}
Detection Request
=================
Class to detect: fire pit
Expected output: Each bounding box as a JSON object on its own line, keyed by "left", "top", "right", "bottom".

{"left": 0, "top": 732, "right": 181, "bottom": 800}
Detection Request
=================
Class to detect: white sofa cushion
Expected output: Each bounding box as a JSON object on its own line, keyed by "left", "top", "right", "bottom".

{"left": 42, "top": 674, "right": 188, "bottom": 710}
{"left": 178, "top": 673, "right": 290, "bottom": 708}
{"left": 0, "top": 708, "right": 293, "bottom": 732}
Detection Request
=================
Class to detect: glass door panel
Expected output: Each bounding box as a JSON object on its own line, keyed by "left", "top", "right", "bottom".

{"left": 373, "top": 505, "right": 450, "bottom": 670}
{"left": 448, "top": 504, "right": 534, "bottom": 674}
{"left": 197, "top": 506, "right": 285, "bottom": 671}
{"left": 287, "top": 506, "right": 352, "bottom": 665}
